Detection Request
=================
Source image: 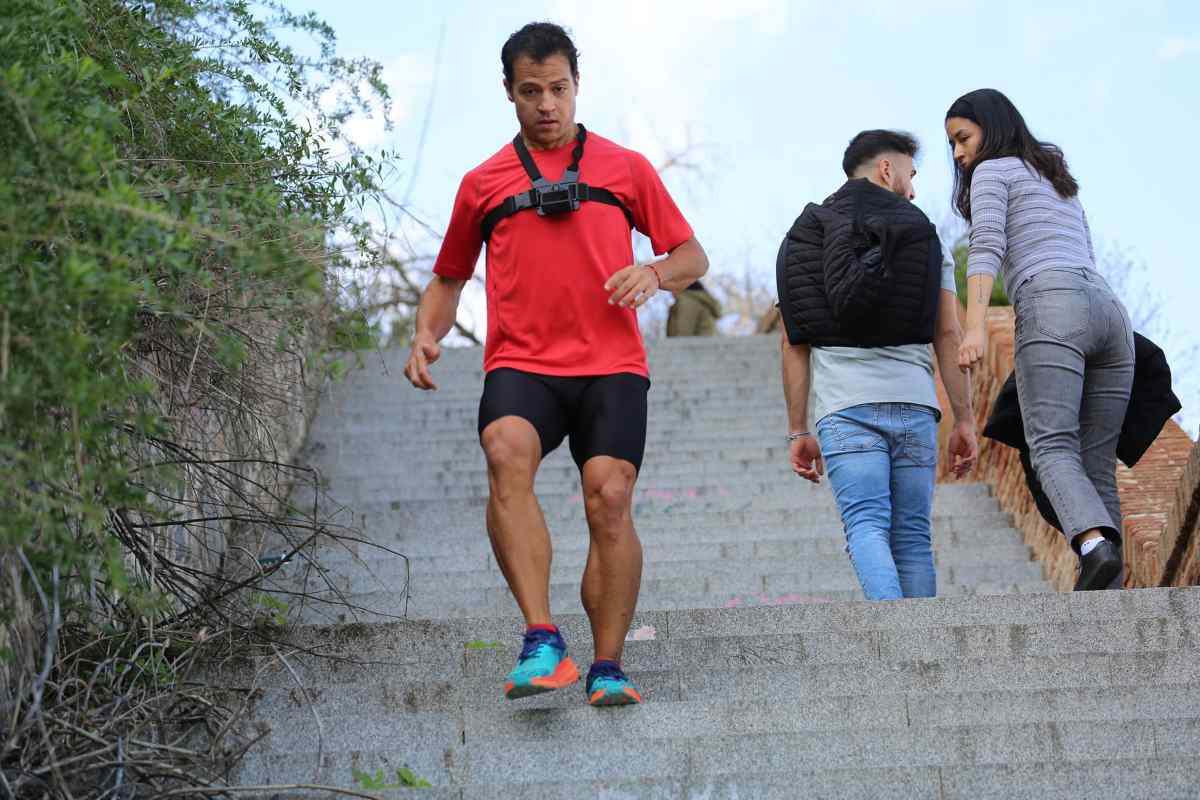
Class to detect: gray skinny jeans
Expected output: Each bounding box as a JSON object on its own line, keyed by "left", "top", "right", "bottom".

{"left": 1011, "top": 267, "right": 1135, "bottom": 548}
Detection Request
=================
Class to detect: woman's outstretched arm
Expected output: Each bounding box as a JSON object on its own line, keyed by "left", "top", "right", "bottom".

{"left": 958, "top": 162, "right": 1008, "bottom": 370}
{"left": 958, "top": 273, "right": 996, "bottom": 370}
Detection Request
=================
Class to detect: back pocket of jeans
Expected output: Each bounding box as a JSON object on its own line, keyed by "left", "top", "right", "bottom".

{"left": 1112, "top": 298, "right": 1135, "bottom": 359}
{"left": 900, "top": 406, "right": 938, "bottom": 467}
{"left": 1033, "top": 288, "right": 1089, "bottom": 340}
{"left": 818, "top": 415, "right": 881, "bottom": 454}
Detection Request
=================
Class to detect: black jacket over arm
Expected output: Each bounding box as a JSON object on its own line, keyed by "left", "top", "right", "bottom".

{"left": 983, "top": 332, "right": 1182, "bottom": 532}
{"left": 776, "top": 178, "right": 943, "bottom": 348}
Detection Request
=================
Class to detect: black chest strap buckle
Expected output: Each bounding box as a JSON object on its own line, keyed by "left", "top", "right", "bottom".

{"left": 480, "top": 124, "right": 633, "bottom": 241}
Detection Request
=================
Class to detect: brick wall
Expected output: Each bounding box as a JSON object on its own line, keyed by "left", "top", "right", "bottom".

{"left": 1157, "top": 436, "right": 1200, "bottom": 587}
{"left": 934, "top": 307, "right": 1200, "bottom": 590}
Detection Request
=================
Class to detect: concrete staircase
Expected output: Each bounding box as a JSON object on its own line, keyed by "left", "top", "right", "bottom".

{"left": 231, "top": 335, "right": 1200, "bottom": 798}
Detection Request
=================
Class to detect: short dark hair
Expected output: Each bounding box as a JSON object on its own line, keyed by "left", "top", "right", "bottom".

{"left": 842, "top": 130, "right": 919, "bottom": 177}
{"left": 501, "top": 22, "right": 579, "bottom": 84}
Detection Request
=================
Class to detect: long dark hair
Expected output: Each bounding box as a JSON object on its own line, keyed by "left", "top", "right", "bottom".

{"left": 946, "top": 89, "right": 1078, "bottom": 221}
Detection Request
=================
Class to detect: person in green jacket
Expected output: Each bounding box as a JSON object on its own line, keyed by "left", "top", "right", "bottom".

{"left": 666, "top": 280, "right": 721, "bottom": 336}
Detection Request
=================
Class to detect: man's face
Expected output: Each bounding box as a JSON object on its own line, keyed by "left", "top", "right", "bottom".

{"left": 505, "top": 53, "right": 578, "bottom": 149}
{"left": 883, "top": 153, "right": 917, "bottom": 200}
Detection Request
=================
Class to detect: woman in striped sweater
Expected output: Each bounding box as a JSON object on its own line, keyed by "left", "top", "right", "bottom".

{"left": 946, "top": 88, "right": 1134, "bottom": 591}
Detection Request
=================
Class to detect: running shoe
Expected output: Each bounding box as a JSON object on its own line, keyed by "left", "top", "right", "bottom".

{"left": 585, "top": 661, "right": 642, "bottom": 706}
{"left": 504, "top": 628, "right": 579, "bottom": 700}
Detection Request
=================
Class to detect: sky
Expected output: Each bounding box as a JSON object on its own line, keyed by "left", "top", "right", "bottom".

{"left": 293, "top": 0, "right": 1199, "bottom": 432}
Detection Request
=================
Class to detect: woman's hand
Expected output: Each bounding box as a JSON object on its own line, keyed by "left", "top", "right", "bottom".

{"left": 958, "top": 325, "right": 987, "bottom": 372}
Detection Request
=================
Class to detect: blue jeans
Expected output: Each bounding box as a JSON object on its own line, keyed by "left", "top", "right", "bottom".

{"left": 815, "top": 403, "right": 938, "bottom": 600}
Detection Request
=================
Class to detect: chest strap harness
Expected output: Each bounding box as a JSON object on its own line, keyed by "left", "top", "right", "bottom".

{"left": 480, "top": 123, "right": 634, "bottom": 242}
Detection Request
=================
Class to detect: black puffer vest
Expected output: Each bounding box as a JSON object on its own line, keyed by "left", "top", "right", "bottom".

{"left": 776, "top": 179, "right": 943, "bottom": 347}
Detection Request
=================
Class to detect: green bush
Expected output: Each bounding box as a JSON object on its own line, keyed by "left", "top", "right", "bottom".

{"left": 952, "top": 236, "right": 1010, "bottom": 306}
{"left": 0, "top": 0, "right": 387, "bottom": 591}
{"left": 1, "top": 2, "right": 401, "bottom": 794}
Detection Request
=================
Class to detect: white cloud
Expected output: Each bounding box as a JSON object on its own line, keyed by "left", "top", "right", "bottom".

{"left": 545, "top": 0, "right": 790, "bottom": 159}
{"left": 1157, "top": 37, "right": 1199, "bottom": 61}
{"left": 336, "top": 53, "right": 436, "bottom": 149}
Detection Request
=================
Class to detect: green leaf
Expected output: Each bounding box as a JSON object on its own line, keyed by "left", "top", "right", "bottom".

{"left": 351, "top": 766, "right": 388, "bottom": 788}
{"left": 464, "top": 640, "right": 503, "bottom": 650}
{"left": 397, "top": 767, "right": 433, "bottom": 788}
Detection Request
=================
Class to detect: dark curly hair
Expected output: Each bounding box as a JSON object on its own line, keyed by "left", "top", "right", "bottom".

{"left": 947, "top": 88, "right": 1078, "bottom": 222}
{"left": 501, "top": 22, "right": 579, "bottom": 84}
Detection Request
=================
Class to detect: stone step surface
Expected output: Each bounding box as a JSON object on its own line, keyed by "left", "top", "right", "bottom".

{"left": 285, "top": 580, "right": 1058, "bottom": 626}
{"left": 237, "top": 759, "right": 1200, "bottom": 800}
{"left": 275, "top": 559, "right": 1038, "bottom": 596}
{"left": 231, "top": 335, "right": 1199, "bottom": 798}
{"left": 265, "top": 545, "right": 1041, "bottom": 596}
{"left": 286, "top": 534, "right": 1030, "bottom": 572}
{"left": 293, "top": 518, "right": 1019, "bottom": 559}
{"left": 290, "top": 487, "right": 1004, "bottom": 523}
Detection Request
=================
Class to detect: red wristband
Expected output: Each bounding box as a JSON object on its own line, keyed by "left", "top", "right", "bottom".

{"left": 646, "top": 264, "right": 662, "bottom": 288}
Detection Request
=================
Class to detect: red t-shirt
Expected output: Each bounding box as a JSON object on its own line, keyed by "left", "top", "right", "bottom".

{"left": 433, "top": 130, "right": 694, "bottom": 377}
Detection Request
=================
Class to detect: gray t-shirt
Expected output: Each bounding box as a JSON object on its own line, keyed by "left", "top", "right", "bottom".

{"left": 810, "top": 257, "right": 957, "bottom": 424}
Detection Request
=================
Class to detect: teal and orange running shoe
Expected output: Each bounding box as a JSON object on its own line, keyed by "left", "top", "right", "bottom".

{"left": 585, "top": 660, "right": 642, "bottom": 707}
{"left": 504, "top": 628, "right": 580, "bottom": 700}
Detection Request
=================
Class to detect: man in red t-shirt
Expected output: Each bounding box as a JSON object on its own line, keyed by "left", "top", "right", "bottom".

{"left": 404, "top": 22, "right": 708, "bottom": 706}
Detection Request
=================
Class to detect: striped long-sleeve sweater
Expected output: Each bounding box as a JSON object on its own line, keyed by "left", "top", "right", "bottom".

{"left": 966, "top": 155, "right": 1095, "bottom": 291}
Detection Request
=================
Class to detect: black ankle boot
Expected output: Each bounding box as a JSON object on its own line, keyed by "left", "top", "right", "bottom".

{"left": 1074, "top": 540, "right": 1122, "bottom": 591}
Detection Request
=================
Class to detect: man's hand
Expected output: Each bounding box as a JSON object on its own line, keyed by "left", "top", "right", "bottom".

{"left": 947, "top": 419, "right": 979, "bottom": 479}
{"left": 790, "top": 435, "right": 824, "bottom": 483}
{"left": 404, "top": 335, "right": 441, "bottom": 391}
{"left": 604, "top": 264, "right": 660, "bottom": 308}
{"left": 958, "top": 325, "right": 987, "bottom": 372}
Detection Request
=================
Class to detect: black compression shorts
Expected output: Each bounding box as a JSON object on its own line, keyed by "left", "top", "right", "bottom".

{"left": 477, "top": 368, "right": 650, "bottom": 471}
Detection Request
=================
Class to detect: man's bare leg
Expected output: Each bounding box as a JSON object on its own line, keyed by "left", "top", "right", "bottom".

{"left": 481, "top": 416, "right": 552, "bottom": 624}
{"left": 580, "top": 455, "right": 642, "bottom": 662}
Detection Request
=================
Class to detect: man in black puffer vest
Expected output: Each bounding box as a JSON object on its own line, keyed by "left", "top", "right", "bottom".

{"left": 778, "top": 145, "right": 941, "bottom": 346}
{"left": 777, "top": 130, "right": 979, "bottom": 601}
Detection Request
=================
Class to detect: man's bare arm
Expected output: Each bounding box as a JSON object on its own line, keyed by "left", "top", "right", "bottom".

{"left": 780, "top": 330, "right": 824, "bottom": 482}
{"left": 931, "top": 289, "right": 972, "bottom": 423}
{"left": 405, "top": 275, "right": 467, "bottom": 390}
{"left": 414, "top": 276, "right": 466, "bottom": 342}
{"left": 932, "top": 288, "right": 980, "bottom": 478}
{"left": 780, "top": 331, "right": 812, "bottom": 433}
{"left": 605, "top": 237, "right": 709, "bottom": 307}
{"left": 651, "top": 237, "right": 709, "bottom": 292}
